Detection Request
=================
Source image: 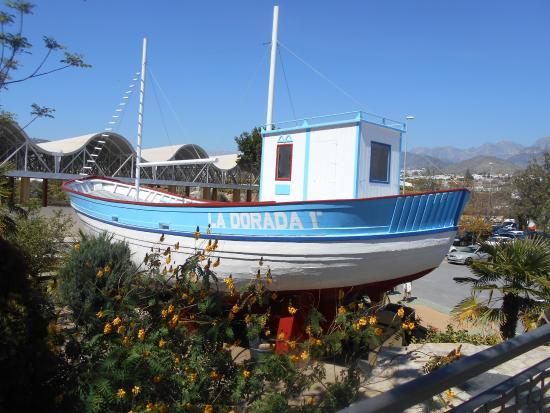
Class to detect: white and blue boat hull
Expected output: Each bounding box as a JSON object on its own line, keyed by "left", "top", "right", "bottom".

{"left": 64, "top": 177, "right": 469, "bottom": 293}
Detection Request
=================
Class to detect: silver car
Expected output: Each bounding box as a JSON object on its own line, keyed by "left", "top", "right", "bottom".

{"left": 447, "top": 245, "right": 489, "bottom": 265}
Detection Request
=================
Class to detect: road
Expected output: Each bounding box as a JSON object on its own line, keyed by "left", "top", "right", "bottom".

{"left": 397, "top": 261, "right": 478, "bottom": 314}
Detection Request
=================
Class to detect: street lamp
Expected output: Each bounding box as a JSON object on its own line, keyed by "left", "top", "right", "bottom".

{"left": 488, "top": 162, "right": 493, "bottom": 217}
{"left": 403, "top": 115, "right": 415, "bottom": 194}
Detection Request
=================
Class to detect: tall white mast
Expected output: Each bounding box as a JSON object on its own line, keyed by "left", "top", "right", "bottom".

{"left": 135, "top": 37, "right": 147, "bottom": 199}
{"left": 265, "top": 5, "right": 279, "bottom": 131}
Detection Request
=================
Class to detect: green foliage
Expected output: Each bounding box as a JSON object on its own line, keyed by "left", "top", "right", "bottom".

{"left": 422, "top": 345, "right": 462, "bottom": 374}
{"left": 0, "top": 238, "right": 74, "bottom": 412}
{"left": 512, "top": 152, "right": 550, "bottom": 232}
{"left": 413, "top": 324, "right": 501, "bottom": 346}
{"left": 235, "top": 127, "right": 262, "bottom": 175}
{"left": 56, "top": 232, "right": 137, "bottom": 328}
{"left": 452, "top": 236, "right": 550, "bottom": 339}
{"left": 54, "top": 234, "right": 410, "bottom": 412}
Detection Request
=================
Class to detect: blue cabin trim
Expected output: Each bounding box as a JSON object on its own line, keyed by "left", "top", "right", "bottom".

{"left": 369, "top": 141, "right": 392, "bottom": 184}
{"left": 353, "top": 122, "right": 361, "bottom": 198}
{"left": 303, "top": 127, "right": 311, "bottom": 200}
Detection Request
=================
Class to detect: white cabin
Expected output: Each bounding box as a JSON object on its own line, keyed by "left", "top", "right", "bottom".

{"left": 259, "top": 111, "right": 405, "bottom": 202}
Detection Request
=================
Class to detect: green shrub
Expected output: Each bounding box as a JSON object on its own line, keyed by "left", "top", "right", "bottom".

{"left": 0, "top": 238, "right": 74, "bottom": 412}
{"left": 56, "top": 234, "right": 411, "bottom": 412}
{"left": 414, "top": 324, "right": 501, "bottom": 346}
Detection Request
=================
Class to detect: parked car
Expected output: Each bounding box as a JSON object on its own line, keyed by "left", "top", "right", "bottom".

{"left": 485, "top": 236, "right": 513, "bottom": 246}
{"left": 502, "top": 231, "right": 525, "bottom": 240}
{"left": 447, "top": 245, "right": 490, "bottom": 265}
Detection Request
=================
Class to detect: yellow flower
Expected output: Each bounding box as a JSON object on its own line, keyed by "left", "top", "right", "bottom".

{"left": 210, "top": 370, "right": 220, "bottom": 380}
{"left": 117, "top": 325, "right": 125, "bottom": 334}
{"left": 228, "top": 312, "right": 235, "bottom": 321}
{"left": 266, "top": 274, "right": 273, "bottom": 284}
{"left": 166, "top": 255, "right": 171, "bottom": 264}
{"left": 313, "top": 338, "right": 322, "bottom": 346}
{"left": 104, "top": 322, "right": 112, "bottom": 335}
{"left": 137, "top": 328, "right": 145, "bottom": 341}
{"left": 175, "top": 356, "right": 180, "bottom": 364}
{"left": 96, "top": 310, "right": 104, "bottom": 319}
{"left": 73, "top": 243, "right": 80, "bottom": 251}
{"left": 231, "top": 304, "right": 240, "bottom": 314}
{"left": 338, "top": 305, "right": 346, "bottom": 315}
{"left": 402, "top": 322, "right": 409, "bottom": 330}
{"left": 146, "top": 402, "right": 154, "bottom": 412}
{"left": 104, "top": 264, "right": 111, "bottom": 273}
{"left": 131, "top": 385, "right": 140, "bottom": 396}
{"left": 408, "top": 322, "right": 415, "bottom": 330}
{"left": 159, "top": 338, "right": 166, "bottom": 348}
{"left": 204, "top": 405, "right": 213, "bottom": 413}
{"left": 288, "top": 305, "right": 298, "bottom": 315}
{"left": 307, "top": 396, "right": 315, "bottom": 405}
{"left": 446, "top": 389, "right": 455, "bottom": 399}
{"left": 129, "top": 409, "right": 136, "bottom": 413}
{"left": 374, "top": 327, "right": 383, "bottom": 336}
{"left": 242, "top": 369, "right": 251, "bottom": 379}
{"left": 122, "top": 336, "right": 130, "bottom": 346}
{"left": 265, "top": 329, "right": 271, "bottom": 336}
{"left": 358, "top": 317, "right": 367, "bottom": 326}
{"left": 352, "top": 323, "right": 360, "bottom": 331}
{"left": 300, "top": 350, "right": 309, "bottom": 360}
{"left": 112, "top": 316, "right": 122, "bottom": 326}
{"left": 244, "top": 314, "right": 252, "bottom": 324}
{"left": 153, "top": 375, "right": 161, "bottom": 383}
{"left": 288, "top": 340, "right": 297, "bottom": 349}
{"left": 213, "top": 257, "right": 220, "bottom": 268}
{"left": 169, "top": 314, "right": 179, "bottom": 328}
{"left": 228, "top": 410, "right": 236, "bottom": 413}
{"left": 357, "top": 302, "right": 364, "bottom": 309}
{"left": 369, "top": 315, "right": 377, "bottom": 325}
{"left": 277, "top": 331, "right": 286, "bottom": 340}
{"left": 305, "top": 325, "right": 312, "bottom": 336}
{"left": 189, "top": 372, "right": 197, "bottom": 382}
{"left": 259, "top": 316, "right": 267, "bottom": 327}
{"left": 116, "top": 388, "right": 126, "bottom": 399}
{"left": 167, "top": 304, "right": 174, "bottom": 314}
{"left": 397, "top": 307, "right": 405, "bottom": 318}
{"left": 161, "top": 309, "right": 168, "bottom": 319}
{"left": 96, "top": 269, "right": 104, "bottom": 279}
{"left": 290, "top": 354, "right": 300, "bottom": 362}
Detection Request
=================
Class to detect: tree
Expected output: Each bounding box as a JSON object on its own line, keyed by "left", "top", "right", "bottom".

{"left": 464, "top": 168, "right": 474, "bottom": 186}
{"left": 452, "top": 237, "right": 550, "bottom": 340}
{"left": 458, "top": 215, "right": 492, "bottom": 244}
{"left": 235, "top": 127, "right": 262, "bottom": 175}
{"left": 0, "top": 1, "right": 90, "bottom": 121}
{"left": 512, "top": 152, "right": 550, "bottom": 232}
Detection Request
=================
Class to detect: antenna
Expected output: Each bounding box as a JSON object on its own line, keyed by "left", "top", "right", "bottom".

{"left": 135, "top": 37, "right": 147, "bottom": 199}
{"left": 265, "top": 5, "right": 279, "bottom": 131}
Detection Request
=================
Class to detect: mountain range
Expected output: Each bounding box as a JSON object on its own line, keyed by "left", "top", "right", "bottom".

{"left": 406, "top": 136, "right": 549, "bottom": 174}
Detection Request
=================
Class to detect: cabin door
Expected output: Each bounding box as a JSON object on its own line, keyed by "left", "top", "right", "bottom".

{"left": 307, "top": 137, "right": 339, "bottom": 200}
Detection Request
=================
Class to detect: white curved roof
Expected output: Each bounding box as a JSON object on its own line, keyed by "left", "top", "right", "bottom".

{"left": 37, "top": 134, "right": 98, "bottom": 154}
{"left": 36, "top": 132, "right": 133, "bottom": 155}
{"left": 141, "top": 144, "right": 207, "bottom": 162}
{"left": 214, "top": 153, "right": 239, "bottom": 170}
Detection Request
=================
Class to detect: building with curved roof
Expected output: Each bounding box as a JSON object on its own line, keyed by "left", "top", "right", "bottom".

{"left": 0, "top": 120, "right": 255, "bottom": 192}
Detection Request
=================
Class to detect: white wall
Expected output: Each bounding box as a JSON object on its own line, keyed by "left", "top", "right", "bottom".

{"left": 358, "top": 121, "right": 401, "bottom": 198}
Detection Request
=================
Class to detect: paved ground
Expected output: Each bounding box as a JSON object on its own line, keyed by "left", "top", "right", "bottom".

{"left": 393, "top": 261, "right": 480, "bottom": 314}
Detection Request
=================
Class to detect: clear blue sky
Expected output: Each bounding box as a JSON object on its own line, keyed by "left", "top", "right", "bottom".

{"left": 3, "top": 0, "right": 550, "bottom": 152}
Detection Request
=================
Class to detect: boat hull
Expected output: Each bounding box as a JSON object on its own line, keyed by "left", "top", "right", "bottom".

{"left": 65, "top": 177, "right": 469, "bottom": 293}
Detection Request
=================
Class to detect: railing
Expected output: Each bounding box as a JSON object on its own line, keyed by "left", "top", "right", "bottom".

{"left": 262, "top": 111, "right": 406, "bottom": 133}
{"left": 338, "top": 323, "right": 550, "bottom": 413}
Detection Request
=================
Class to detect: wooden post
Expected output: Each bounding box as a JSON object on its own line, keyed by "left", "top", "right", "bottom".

{"left": 7, "top": 177, "right": 14, "bottom": 204}
{"left": 246, "top": 190, "right": 252, "bottom": 202}
{"left": 19, "top": 177, "right": 30, "bottom": 204}
{"left": 232, "top": 189, "right": 241, "bottom": 202}
{"left": 211, "top": 188, "right": 218, "bottom": 201}
{"left": 202, "top": 187, "right": 211, "bottom": 200}
{"left": 41, "top": 179, "right": 48, "bottom": 207}
{"left": 184, "top": 186, "right": 191, "bottom": 197}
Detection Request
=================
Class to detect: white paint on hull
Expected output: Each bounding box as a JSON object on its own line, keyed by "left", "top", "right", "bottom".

{"left": 75, "top": 211, "right": 455, "bottom": 292}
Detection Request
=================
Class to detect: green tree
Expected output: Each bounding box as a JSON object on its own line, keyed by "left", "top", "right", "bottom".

{"left": 512, "top": 152, "right": 550, "bottom": 232}
{"left": 235, "top": 127, "right": 262, "bottom": 175}
{"left": 452, "top": 237, "right": 550, "bottom": 340}
{"left": 0, "top": 0, "right": 90, "bottom": 122}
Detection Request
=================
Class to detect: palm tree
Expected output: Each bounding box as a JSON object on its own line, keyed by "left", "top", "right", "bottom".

{"left": 452, "top": 237, "right": 550, "bottom": 340}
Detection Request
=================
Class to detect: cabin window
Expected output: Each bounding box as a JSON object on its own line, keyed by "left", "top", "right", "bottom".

{"left": 370, "top": 142, "right": 391, "bottom": 183}
{"left": 275, "top": 144, "right": 293, "bottom": 180}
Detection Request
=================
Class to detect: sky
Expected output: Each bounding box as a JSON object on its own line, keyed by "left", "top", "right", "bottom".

{"left": 2, "top": 0, "right": 550, "bottom": 153}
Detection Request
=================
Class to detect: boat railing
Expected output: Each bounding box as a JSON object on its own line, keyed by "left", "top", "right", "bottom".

{"left": 337, "top": 323, "right": 550, "bottom": 413}
{"left": 262, "top": 111, "right": 406, "bottom": 133}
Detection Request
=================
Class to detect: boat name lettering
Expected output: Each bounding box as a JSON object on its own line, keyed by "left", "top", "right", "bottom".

{"left": 207, "top": 211, "right": 320, "bottom": 230}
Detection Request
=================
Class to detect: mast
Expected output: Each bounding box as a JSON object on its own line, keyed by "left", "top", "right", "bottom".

{"left": 265, "top": 5, "right": 279, "bottom": 131}
{"left": 135, "top": 37, "right": 147, "bottom": 199}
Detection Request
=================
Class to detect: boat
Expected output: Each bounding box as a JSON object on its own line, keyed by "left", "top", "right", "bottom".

{"left": 63, "top": 6, "right": 469, "bottom": 304}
